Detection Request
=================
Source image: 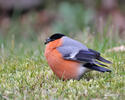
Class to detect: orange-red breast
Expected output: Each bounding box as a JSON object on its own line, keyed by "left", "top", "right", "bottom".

{"left": 44, "top": 33, "right": 112, "bottom": 80}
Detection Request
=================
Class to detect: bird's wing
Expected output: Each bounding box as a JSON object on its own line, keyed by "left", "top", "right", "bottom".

{"left": 64, "top": 49, "right": 111, "bottom": 64}
{"left": 57, "top": 36, "right": 112, "bottom": 66}
{"left": 88, "top": 49, "right": 112, "bottom": 64}
{"left": 58, "top": 45, "right": 111, "bottom": 66}
{"left": 62, "top": 48, "right": 112, "bottom": 72}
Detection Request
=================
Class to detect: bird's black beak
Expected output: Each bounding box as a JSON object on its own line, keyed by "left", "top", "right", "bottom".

{"left": 44, "top": 38, "right": 51, "bottom": 44}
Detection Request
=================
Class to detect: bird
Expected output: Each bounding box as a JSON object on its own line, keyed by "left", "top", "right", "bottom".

{"left": 44, "top": 33, "right": 112, "bottom": 80}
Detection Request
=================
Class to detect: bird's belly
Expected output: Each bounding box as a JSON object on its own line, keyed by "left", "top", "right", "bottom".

{"left": 45, "top": 49, "right": 83, "bottom": 80}
{"left": 77, "top": 65, "right": 91, "bottom": 80}
{"left": 48, "top": 58, "right": 80, "bottom": 80}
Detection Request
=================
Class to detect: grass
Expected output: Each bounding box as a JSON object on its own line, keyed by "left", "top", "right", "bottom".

{"left": 0, "top": 32, "right": 125, "bottom": 100}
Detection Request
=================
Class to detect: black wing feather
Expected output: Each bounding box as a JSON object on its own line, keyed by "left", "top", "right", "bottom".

{"left": 88, "top": 49, "right": 100, "bottom": 57}
{"left": 75, "top": 50, "right": 96, "bottom": 63}
{"left": 88, "top": 49, "right": 112, "bottom": 64}
{"left": 97, "top": 56, "right": 112, "bottom": 64}
{"left": 94, "top": 61, "right": 108, "bottom": 67}
{"left": 64, "top": 49, "right": 112, "bottom": 65}
{"left": 63, "top": 48, "right": 112, "bottom": 72}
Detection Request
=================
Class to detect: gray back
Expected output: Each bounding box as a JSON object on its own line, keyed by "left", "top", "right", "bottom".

{"left": 57, "top": 36, "right": 88, "bottom": 56}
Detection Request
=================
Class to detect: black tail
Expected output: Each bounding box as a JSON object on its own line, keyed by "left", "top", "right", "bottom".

{"left": 97, "top": 56, "right": 112, "bottom": 64}
{"left": 84, "top": 63, "right": 111, "bottom": 72}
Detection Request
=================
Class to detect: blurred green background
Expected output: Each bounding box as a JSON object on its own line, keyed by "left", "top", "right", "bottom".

{"left": 0, "top": 0, "right": 125, "bottom": 55}
{"left": 0, "top": 0, "right": 125, "bottom": 42}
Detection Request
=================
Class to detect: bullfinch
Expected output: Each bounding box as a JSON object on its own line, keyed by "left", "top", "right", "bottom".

{"left": 44, "top": 33, "right": 112, "bottom": 80}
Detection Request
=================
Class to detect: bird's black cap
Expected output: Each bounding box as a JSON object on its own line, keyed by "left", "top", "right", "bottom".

{"left": 45, "top": 33, "right": 65, "bottom": 44}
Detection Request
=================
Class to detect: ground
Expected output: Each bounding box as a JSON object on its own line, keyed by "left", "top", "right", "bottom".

{"left": 0, "top": 34, "right": 124, "bottom": 100}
